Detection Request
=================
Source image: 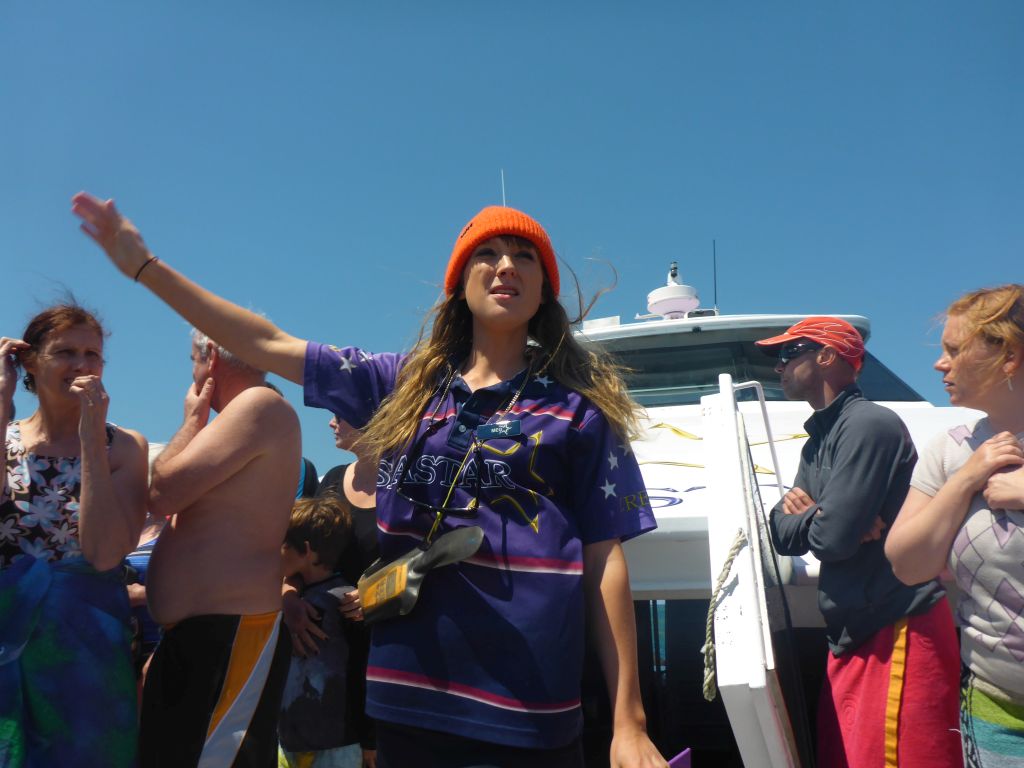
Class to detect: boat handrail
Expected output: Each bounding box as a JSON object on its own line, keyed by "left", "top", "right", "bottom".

{"left": 728, "top": 380, "right": 786, "bottom": 507}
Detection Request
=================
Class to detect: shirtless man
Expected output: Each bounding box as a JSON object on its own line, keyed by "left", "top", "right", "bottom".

{"left": 140, "top": 330, "right": 301, "bottom": 768}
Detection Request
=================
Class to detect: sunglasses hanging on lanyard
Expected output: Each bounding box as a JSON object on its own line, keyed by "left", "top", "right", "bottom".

{"left": 359, "top": 358, "right": 534, "bottom": 624}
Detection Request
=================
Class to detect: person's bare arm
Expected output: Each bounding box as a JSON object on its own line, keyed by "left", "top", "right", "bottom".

{"left": 150, "top": 385, "right": 286, "bottom": 518}
{"left": 583, "top": 540, "right": 668, "bottom": 768}
{"left": 0, "top": 338, "right": 28, "bottom": 499}
{"left": 72, "top": 193, "right": 306, "bottom": 383}
{"left": 886, "top": 432, "right": 1024, "bottom": 584}
{"left": 73, "top": 374, "right": 149, "bottom": 571}
{"left": 152, "top": 378, "right": 215, "bottom": 488}
{"left": 884, "top": 489, "right": 954, "bottom": 584}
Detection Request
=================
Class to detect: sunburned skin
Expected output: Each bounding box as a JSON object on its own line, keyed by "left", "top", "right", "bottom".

{"left": 146, "top": 383, "right": 301, "bottom": 625}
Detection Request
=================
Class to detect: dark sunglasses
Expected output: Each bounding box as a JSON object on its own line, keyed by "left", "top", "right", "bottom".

{"left": 778, "top": 341, "right": 823, "bottom": 365}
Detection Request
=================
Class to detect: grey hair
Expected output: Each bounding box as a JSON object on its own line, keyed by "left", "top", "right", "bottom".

{"left": 190, "top": 328, "right": 265, "bottom": 376}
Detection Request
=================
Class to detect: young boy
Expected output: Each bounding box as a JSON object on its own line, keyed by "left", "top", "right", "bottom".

{"left": 278, "top": 494, "right": 362, "bottom": 768}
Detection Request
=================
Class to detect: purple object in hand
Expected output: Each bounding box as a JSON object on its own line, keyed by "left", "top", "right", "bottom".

{"left": 668, "top": 748, "right": 692, "bottom": 768}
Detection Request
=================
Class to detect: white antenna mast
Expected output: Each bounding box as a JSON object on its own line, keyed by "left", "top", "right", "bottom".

{"left": 500, "top": 169, "right": 507, "bottom": 206}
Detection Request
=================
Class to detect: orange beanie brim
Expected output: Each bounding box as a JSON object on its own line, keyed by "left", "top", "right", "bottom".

{"left": 445, "top": 206, "right": 559, "bottom": 297}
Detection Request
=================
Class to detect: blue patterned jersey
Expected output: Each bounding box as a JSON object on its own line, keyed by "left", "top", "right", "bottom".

{"left": 304, "top": 342, "right": 656, "bottom": 748}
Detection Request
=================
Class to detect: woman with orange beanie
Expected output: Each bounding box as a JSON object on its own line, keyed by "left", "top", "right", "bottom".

{"left": 73, "top": 193, "right": 668, "bottom": 768}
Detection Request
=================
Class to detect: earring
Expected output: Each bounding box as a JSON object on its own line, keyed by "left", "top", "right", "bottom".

{"left": 1009, "top": 376, "right": 1016, "bottom": 393}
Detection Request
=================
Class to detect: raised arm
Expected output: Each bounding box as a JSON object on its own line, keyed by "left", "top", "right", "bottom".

{"left": 886, "top": 432, "right": 1024, "bottom": 584}
{"left": 71, "top": 193, "right": 307, "bottom": 384}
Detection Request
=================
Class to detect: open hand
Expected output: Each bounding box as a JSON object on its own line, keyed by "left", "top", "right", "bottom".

{"left": 71, "top": 192, "right": 153, "bottom": 280}
{"left": 282, "top": 592, "right": 327, "bottom": 658}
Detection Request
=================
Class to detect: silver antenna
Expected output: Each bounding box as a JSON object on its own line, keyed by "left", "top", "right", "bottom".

{"left": 500, "top": 169, "right": 507, "bottom": 206}
{"left": 713, "top": 239, "right": 719, "bottom": 310}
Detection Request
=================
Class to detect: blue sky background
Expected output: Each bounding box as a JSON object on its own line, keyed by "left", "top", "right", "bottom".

{"left": 2, "top": 1, "right": 1020, "bottom": 474}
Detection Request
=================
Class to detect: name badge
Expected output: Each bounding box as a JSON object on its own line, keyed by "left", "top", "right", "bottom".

{"left": 476, "top": 419, "right": 521, "bottom": 440}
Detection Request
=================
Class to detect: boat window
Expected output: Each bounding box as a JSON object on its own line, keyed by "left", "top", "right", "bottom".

{"left": 594, "top": 339, "right": 924, "bottom": 406}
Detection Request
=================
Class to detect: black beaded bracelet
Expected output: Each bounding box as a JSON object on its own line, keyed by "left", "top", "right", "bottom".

{"left": 134, "top": 256, "right": 159, "bottom": 282}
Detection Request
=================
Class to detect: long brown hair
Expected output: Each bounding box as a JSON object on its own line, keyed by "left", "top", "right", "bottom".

{"left": 358, "top": 257, "right": 642, "bottom": 460}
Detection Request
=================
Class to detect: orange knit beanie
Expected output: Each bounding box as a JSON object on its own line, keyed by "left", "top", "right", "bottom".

{"left": 445, "top": 206, "right": 559, "bottom": 297}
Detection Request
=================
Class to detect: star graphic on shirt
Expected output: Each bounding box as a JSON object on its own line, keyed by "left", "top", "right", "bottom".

{"left": 338, "top": 357, "right": 356, "bottom": 373}
{"left": 478, "top": 430, "right": 550, "bottom": 530}
{"left": 491, "top": 495, "right": 540, "bottom": 533}
{"left": 601, "top": 480, "right": 617, "bottom": 499}
{"left": 608, "top": 452, "right": 619, "bottom": 470}
{"left": 534, "top": 375, "right": 552, "bottom": 388}
{"left": 357, "top": 350, "right": 374, "bottom": 362}
{"left": 619, "top": 441, "right": 633, "bottom": 456}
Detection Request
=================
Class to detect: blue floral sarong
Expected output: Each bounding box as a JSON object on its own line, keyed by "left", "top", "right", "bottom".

{"left": 0, "top": 555, "right": 137, "bottom": 768}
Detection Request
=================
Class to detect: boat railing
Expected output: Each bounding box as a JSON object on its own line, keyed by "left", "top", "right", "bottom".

{"left": 729, "top": 379, "right": 786, "bottom": 507}
{"left": 700, "top": 373, "right": 805, "bottom": 767}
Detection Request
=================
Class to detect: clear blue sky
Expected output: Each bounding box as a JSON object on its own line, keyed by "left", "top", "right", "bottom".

{"left": 2, "top": 1, "right": 1020, "bottom": 474}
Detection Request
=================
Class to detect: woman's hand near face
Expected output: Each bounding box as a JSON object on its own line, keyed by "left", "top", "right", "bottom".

{"left": 956, "top": 432, "right": 1024, "bottom": 493}
{"left": 0, "top": 338, "right": 30, "bottom": 412}
{"left": 70, "top": 374, "right": 110, "bottom": 445}
{"left": 0, "top": 338, "right": 28, "bottom": 499}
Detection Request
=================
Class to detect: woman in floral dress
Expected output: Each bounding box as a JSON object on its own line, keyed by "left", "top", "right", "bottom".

{"left": 0, "top": 304, "right": 148, "bottom": 768}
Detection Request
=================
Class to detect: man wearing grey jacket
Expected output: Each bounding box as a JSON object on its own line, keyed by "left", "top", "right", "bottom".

{"left": 759, "top": 317, "right": 961, "bottom": 768}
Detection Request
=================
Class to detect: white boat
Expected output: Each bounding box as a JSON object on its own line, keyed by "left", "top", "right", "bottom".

{"left": 575, "top": 264, "right": 974, "bottom": 767}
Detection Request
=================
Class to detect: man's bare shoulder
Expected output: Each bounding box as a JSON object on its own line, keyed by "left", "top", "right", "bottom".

{"left": 218, "top": 385, "right": 300, "bottom": 433}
